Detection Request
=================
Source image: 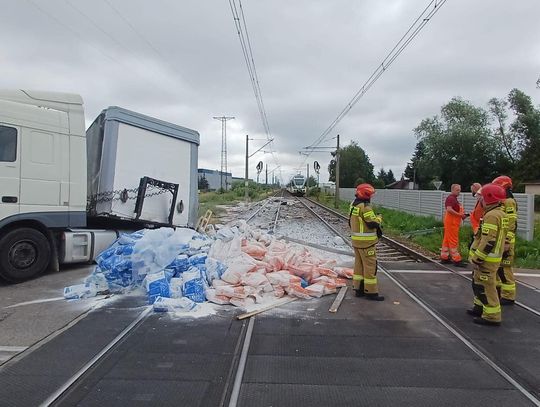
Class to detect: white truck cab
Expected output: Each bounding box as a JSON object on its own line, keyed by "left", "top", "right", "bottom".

{"left": 0, "top": 90, "right": 199, "bottom": 282}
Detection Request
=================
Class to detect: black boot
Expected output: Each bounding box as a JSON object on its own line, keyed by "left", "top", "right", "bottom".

{"left": 500, "top": 298, "right": 515, "bottom": 306}
{"left": 365, "top": 293, "right": 385, "bottom": 301}
{"left": 355, "top": 281, "right": 365, "bottom": 297}
{"left": 466, "top": 305, "right": 482, "bottom": 317}
{"left": 473, "top": 317, "right": 501, "bottom": 327}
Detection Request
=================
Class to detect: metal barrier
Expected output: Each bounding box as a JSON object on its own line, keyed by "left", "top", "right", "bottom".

{"left": 341, "top": 188, "right": 535, "bottom": 241}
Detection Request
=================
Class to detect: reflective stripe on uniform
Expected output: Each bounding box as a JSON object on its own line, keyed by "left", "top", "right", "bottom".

{"left": 474, "top": 297, "right": 483, "bottom": 306}
{"left": 482, "top": 222, "right": 499, "bottom": 231}
{"left": 364, "top": 277, "right": 377, "bottom": 285}
{"left": 474, "top": 250, "right": 501, "bottom": 263}
{"left": 483, "top": 304, "right": 501, "bottom": 314}
{"left": 351, "top": 232, "right": 377, "bottom": 241}
{"left": 474, "top": 250, "right": 487, "bottom": 260}
{"left": 352, "top": 275, "right": 364, "bottom": 281}
{"left": 500, "top": 283, "right": 515, "bottom": 291}
{"left": 363, "top": 210, "right": 377, "bottom": 220}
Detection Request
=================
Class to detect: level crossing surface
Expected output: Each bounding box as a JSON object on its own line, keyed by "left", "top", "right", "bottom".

{"left": 1, "top": 263, "right": 539, "bottom": 406}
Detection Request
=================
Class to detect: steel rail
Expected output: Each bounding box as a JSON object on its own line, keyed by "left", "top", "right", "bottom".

{"left": 299, "top": 195, "right": 540, "bottom": 405}
{"left": 304, "top": 197, "right": 540, "bottom": 318}
{"left": 40, "top": 306, "right": 153, "bottom": 407}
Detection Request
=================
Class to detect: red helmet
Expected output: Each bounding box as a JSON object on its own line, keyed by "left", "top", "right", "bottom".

{"left": 355, "top": 183, "right": 375, "bottom": 199}
{"left": 492, "top": 175, "right": 512, "bottom": 190}
{"left": 481, "top": 183, "right": 506, "bottom": 205}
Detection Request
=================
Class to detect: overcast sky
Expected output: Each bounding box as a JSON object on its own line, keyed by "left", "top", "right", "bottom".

{"left": 1, "top": 0, "right": 539, "bottom": 184}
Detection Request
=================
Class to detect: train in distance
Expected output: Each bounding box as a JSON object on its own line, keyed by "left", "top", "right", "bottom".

{"left": 288, "top": 174, "right": 307, "bottom": 196}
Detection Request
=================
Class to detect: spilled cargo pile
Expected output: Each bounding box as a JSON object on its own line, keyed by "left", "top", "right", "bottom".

{"left": 64, "top": 221, "right": 353, "bottom": 314}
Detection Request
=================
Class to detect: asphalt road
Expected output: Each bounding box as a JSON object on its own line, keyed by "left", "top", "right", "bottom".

{"left": 0, "top": 265, "right": 97, "bottom": 364}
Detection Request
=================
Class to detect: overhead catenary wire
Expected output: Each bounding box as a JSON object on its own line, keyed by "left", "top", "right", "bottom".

{"left": 101, "top": 0, "right": 186, "bottom": 81}
{"left": 228, "top": 0, "right": 283, "bottom": 184}
{"left": 300, "top": 0, "right": 449, "bottom": 167}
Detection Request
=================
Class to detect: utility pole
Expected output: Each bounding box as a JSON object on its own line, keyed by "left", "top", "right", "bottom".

{"left": 265, "top": 164, "right": 268, "bottom": 186}
{"left": 213, "top": 116, "right": 235, "bottom": 192}
{"left": 245, "top": 135, "right": 249, "bottom": 203}
{"left": 335, "top": 134, "right": 340, "bottom": 208}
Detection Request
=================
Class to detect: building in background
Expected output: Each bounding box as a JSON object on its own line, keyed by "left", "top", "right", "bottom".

{"left": 198, "top": 168, "right": 232, "bottom": 191}
{"left": 523, "top": 180, "right": 540, "bottom": 196}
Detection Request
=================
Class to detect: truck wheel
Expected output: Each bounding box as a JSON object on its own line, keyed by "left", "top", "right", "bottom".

{"left": 0, "top": 228, "right": 51, "bottom": 282}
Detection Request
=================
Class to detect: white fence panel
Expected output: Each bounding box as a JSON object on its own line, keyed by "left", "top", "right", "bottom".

{"left": 340, "top": 187, "right": 534, "bottom": 241}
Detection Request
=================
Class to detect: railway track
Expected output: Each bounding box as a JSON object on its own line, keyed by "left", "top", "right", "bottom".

{"left": 293, "top": 194, "right": 540, "bottom": 404}
{"left": 300, "top": 195, "right": 540, "bottom": 317}
{"left": 4, "top": 192, "right": 539, "bottom": 406}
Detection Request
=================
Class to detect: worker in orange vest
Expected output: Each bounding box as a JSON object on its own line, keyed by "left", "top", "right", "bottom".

{"left": 469, "top": 182, "right": 484, "bottom": 235}
{"left": 493, "top": 175, "right": 518, "bottom": 304}
{"left": 440, "top": 184, "right": 468, "bottom": 266}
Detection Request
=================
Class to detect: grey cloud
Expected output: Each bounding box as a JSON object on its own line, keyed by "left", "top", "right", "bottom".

{"left": 1, "top": 0, "right": 539, "bottom": 185}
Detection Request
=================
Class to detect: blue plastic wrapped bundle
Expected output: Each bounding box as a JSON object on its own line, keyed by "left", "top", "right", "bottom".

{"left": 182, "top": 267, "right": 206, "bottom": 303}
{"left": 64, "top": 283, "right": 96, "bottom": 300}
{"left": 204, "top": 257, "right": 227, "bottom": 285}
{"left": 146, "top": 271, "right": 170, "bottom": 304}
{"left": 117, "top": 230, "right": 145, "bottom": 245}
{"left": 132, "top": 228, "right": 196, "bottom": 280}
{"left": 167, "top": 254, "right": 189, "bottom": 276}
{"left": 84, "top": 271, "right": 109, "bottom": 293}
{"left": 188, "top": 253, "right": 208, "bottom": 266}
{"left": 115, "top": 244, "right": 134, "bottom": 256}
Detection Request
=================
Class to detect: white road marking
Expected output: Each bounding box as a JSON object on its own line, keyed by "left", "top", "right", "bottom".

{"left": 4, "top": 297, "right": 65, "bottom": 309}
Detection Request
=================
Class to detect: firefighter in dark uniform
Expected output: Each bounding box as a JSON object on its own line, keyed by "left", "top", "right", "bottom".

{"left": 349, "top": 183, "right": 384, "bottom": 301}
{"left": 467, "top": 183, "right": 508, "bottom": 326}
{"left": 492, "top": 175, "right": 518, "bottom": 304}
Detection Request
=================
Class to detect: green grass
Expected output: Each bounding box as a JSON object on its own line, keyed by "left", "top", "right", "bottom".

{"left": 315, "top": 194, "right": 540, "bottom": 269}
{"left": 197, "top": 187, "right": 276, "bottom": 219}
{"left": 198, "top": 191, "right": 241, "bottom": 218}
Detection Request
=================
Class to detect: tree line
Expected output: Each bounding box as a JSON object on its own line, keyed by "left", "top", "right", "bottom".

{"left": 328, "top": 88, "right": 540, "bottom": 191}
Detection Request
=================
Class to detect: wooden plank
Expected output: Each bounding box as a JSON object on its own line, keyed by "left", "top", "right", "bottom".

{"left": 236, "top": 297, "right": 297, "bottom": 320}
{"left": 329, "top": 286, "right": 348, "bottom": 313}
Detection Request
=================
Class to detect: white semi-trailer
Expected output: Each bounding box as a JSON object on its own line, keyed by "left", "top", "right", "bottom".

{"left": 0, "top": 90, "right": 199, "bottom": 282}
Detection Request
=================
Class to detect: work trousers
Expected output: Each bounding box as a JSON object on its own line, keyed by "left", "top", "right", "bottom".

{"left": 497, "top": 244, "right": 516, "bottom": 301}
{"left": 353, "top": 245, "right": 378, "bottom": 294}
{"left": 441, "top": 214, "right": 462, "bottom": 262}
{"left": 472, "top": 263, "right": 502, "bottom": 323}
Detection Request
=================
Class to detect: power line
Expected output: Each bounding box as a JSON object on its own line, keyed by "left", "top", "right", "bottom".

{"left": 26, "top": 0, "right": 128, "bottom": 69}
{"left": 300, "top": 0, "right": 449, "bottom": 168}
{"left": 100, "top": 0, "right": 184, "bottom": 80}
{"left": 228, "top": 0, "right": 283, "bottom": 184}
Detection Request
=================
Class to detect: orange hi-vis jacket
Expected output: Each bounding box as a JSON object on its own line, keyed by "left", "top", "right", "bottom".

{"left": 470, "top": 198, "right": 484, "bottom": 234}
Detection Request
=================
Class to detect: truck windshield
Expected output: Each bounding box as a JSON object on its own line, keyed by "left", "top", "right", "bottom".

{"left": 0, "top": 125, "right": 17, "bottom": 162}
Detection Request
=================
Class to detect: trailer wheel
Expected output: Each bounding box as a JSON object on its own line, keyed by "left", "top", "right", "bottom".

{"left": 0, "top": 228, "right": 51, "bottom": 283}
